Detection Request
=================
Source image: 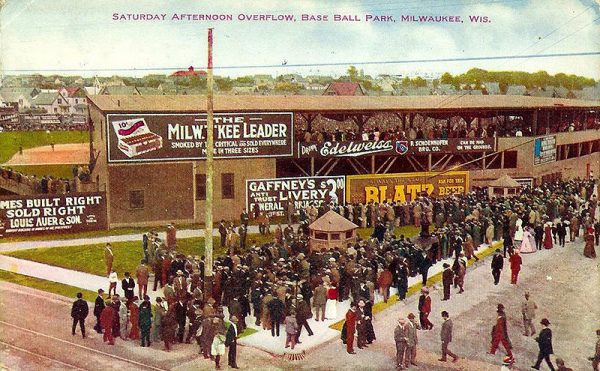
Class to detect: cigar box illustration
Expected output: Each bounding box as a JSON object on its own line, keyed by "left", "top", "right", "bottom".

{"left": 112, "top": 118, "right": 163, "bottom": 158}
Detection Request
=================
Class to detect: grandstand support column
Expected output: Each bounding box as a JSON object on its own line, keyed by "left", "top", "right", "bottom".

{"left": 428, "top": 154, "right": 432, "bottom": 171}
{"left": 546, "top": 110, "right": 551, "bottom": 133}
{"left": 371, "top": 156, "right": 375, "bottom": 174}
{"left": 532, "top": 109, "right": 538, "bottom": 135}
{"left": 203, "top": 28, "right": 214, "bottom": 302}
{"left": 310, "top": 158, "right": 315, "bottom": 176}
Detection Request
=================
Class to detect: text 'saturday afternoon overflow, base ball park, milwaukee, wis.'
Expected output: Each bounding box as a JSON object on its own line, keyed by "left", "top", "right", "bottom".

{"left": 0, "top": 1, "right": 599, "bottom": 370}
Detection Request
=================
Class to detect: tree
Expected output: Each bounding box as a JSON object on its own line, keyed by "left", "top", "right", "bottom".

{"left": 412, "top": 76, "right": 427, "bottom": 87}
{"left": 347, "top": 65, "right": 359, "bottom": 81}
{"left": 440, "top": 72, "right": 454, "bottom": 85}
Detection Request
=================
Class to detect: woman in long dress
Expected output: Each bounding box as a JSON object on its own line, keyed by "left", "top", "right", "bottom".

{"left": 519, "top": 226, "right": 537, "bottom": 254}
{"left": 583, "top": 227, "right": 597, "bottom": 258}
{"left": 325, "top": 285, "right": 338, "bottom": 320}
{"left": 543, "top": 222, "right": 554, "bottom": 249}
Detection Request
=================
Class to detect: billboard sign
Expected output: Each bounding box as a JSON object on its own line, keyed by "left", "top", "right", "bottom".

{"left": 0, "top": 192, "right": 108, "bottom": 237}
{"left": 297, "top": 138, "right": 496, "bottom": 158}
{"left": 246, "top": 176, "right": 345, "bottom": 217}
{"left": 107, "top": 112, "right": 293, "bottom": 162}
{"left": 346, "top": 171, "right": 469, "bottom": 204}
{"left": 533, "top": 135, "right": 556, "bottom": 165}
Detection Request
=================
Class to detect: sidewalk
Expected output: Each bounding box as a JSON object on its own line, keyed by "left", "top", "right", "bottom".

{"left": 0, "top": 240, "right": 499, "bottom": 356}
{"left": 0, "top": 224, "right": 269, "bottom": 253}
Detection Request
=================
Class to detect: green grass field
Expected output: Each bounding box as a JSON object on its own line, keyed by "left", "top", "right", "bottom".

{"left": 4, "top": 226, "right": 419, "bottom": 277}
{"left": 4, "top": 233, "right": 275, "bottom": 277}
{"left": 0, "top": 130, "right": 88, "bottom": 164}
{"left": 0, "top": 270, "right": 98, "bottom": 302}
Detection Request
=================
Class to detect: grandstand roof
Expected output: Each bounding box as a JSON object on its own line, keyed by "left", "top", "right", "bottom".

{"left": 88, "top": 94, "right": 600, "bottom": 113}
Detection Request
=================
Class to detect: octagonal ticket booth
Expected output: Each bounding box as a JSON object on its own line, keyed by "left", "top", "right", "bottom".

{"left": 309, "top": 210, "right": 358, "bottom": 252}
{"left": 487, "top": 174, "right": 522, "bottom": 198}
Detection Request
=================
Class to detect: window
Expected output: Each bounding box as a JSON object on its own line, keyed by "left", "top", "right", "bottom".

{"left": 221, "top": 173, "right": 234, "bottom": 199}
{"left": 315, "top": 232, "right": 328, "bottom": 240}
{"left": 345, "top": 231, "right": 353, "bottom": 239}
{"left": 129, "top": 190, "right": 144, "bottom": 209}
{"left": 196, "top": 174, "right": 206, "bottom": 200}
{"left": 53, "top": 107, "right": 58, "bottom": 113}
{"left": 58, "top": 98, "right": 62, "bottom": 104}
{"left": 75, "top": 98, "right": 79, "bottom": 104}
{"left": 331, "top": 233, "right": 340, "bottom": 240}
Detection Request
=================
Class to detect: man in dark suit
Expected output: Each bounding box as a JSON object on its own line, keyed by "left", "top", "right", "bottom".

{"left": 441, "top": 263, "right": 454, "bottom": 301}
{"left": 267, "top": 295, "right": 285, "bottom": 337}
{"left": 532, "top": 318, "right": 555, "bottom": 370}
{"left": 226, "top": 315, "right": 239, "bottom": 369}
{"left": 93, "top": 289, "right": 105, "bottom": 333}
{"left": 219, "top": 220, "right": 227, "bottom": 248}
{"left": 175, "top": 299, "right": 187, "bottom": 343}
{"left": 121, "top": 272, "right": 135, "bottom": 304}
{"left": 534, "top": 224, "right": 544, "bottom": 250}
{"left": 71, "top": 292, "right": 89, "bottom": 338}
{"left": 491, "top": 250, "right": 504, "bottom": 285}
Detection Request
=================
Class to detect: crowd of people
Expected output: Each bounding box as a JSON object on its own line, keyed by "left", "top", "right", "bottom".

{"left": 295, "top": 112, "right": 599, "bottom": 143}
{"left": 0, "top": 165, "right": 91, "bottom": 194}
{"left": 76, "top": 177, "right": 598, "bottom": 370}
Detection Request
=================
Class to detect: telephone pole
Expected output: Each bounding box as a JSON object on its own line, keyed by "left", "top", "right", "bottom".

{"left": 203, "top": 28, "right": 214, "bottom": 301}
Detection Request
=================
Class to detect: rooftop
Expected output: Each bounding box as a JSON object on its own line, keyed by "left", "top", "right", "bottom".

{"left": 87, "top": 94, "right": 600, "bottom": 113}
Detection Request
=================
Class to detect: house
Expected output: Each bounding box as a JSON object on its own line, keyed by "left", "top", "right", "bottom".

{"left": 305, "top": 83, "right": 326, "bottom": 91}
{"left": 58, "top": 87, "right": 88, "bottom": 113}
{"left": 574, "top": 85, "right": 600, "bottom": 100}
{"left": 506, "top": 85, "right": 527, "bottom": 95}
{"left": 170, "top": 66, "right": 207, "bottom": 77}
{"left": 323, "top": 81, "right": 366, "bottom": 96}
{"left": 0, "top": 87, "right": 40, "bottom": 110}
{"left": 98, "top": 86, "right": 140, "bottom": 95}
{"left": 437, "top": 84, "right": 458, "bottom": 95}
{"left": 482, "top": 82, "right": 500, "bottom": 95}
{"left": 31, "top": 91, "right": 70, "bottom": 114}
{"left": 137, "top": 87, "right": 165, "bottom": 95}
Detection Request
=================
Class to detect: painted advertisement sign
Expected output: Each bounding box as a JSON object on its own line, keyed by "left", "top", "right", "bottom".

{"left": 346, "top": 171, "right": 469, "bottom": 204}
{"left": 297, "top": 138, "right": 496, "bottom": 158}
{"left": 533, "top": 135, "right": 557, "bottom": 165}
{"left": 107, "top": 112, "right": 293, "bottom": 162}
{"left": 246, "top": 176, "right": 345, "bottom": 216}
{"left": 0, "top": 192, "right": 108, "bottom": 237}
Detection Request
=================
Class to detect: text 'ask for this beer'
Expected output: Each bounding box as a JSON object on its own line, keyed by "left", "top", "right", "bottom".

{"left": 346, "top": 171, "right": 469, "bottom": 204}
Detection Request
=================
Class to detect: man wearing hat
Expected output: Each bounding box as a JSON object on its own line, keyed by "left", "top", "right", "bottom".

{"left": 295, "top": 294, "right": 314, "bottom": 342}
{"left": 394, "top": 317, "right": 410, "bottom": 370}
{"left": 532, "top": 318, "right": 554, "bottom": 370}
{"left": 225, "top": 315, "right": 239, "bottom": 368}
{"left": 173, "top": 270, "right": 187, "bottom": 298}
{"left": 439, "top": 311, "right": 459, "bottom": 363}
{"left": 418, "top": 287, "right": 433, "bottom": 330}
{"left": 442, "top": 263, "right": 454, "bottom": 301}
{"left": 491, "top": 249, "right": 504, "bottom": 285}
{"left": 121, "top": 272, "right": 135, "bottom": 305}
{"left": 522, "top": 292, "right": 538, "bottom": 336}
{"left": 489, "top": 304, "right": 513, "bottom": 360}
{"left": 93, "top": 289, "right": 105, "bottom": 333}
{"left": 406, "top": 313, "right": 420, "bottom": 367}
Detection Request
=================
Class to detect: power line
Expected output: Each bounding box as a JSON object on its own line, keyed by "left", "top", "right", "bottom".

{"left": 3, "top": 51, "right": 599, "bottom": 73}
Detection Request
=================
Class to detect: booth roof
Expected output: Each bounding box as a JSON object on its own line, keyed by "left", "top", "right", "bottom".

{"left": 488, "top": 174, "right": 522, "bottom": 188}
{"left": 309, "top": 210, "right": 358, "bottom": 232}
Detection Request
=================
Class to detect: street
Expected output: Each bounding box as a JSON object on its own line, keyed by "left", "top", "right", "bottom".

{"left": 1, "top": 239, "right": 598, "bottom": 371}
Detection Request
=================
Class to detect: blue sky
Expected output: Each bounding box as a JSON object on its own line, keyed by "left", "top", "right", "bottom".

{"left": 1, "top": 0, "right": 599, "bottom": 78}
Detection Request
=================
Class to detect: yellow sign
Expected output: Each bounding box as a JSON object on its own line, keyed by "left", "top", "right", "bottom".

{"left": 346, "top": 171, "right": 469, "bottom": 204}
